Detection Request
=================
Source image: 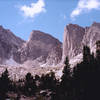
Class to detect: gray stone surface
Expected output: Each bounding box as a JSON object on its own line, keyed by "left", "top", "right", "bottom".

{"left": 0, "top": 26, "right": 25, "bottom": 64}
{"left": 62, "top": 22, "right": 100, "bottom": 63}
{"left": 0, "top": 27, "right": 62, "bottom": 66}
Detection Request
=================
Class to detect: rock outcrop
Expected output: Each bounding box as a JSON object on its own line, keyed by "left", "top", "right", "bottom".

{"left": 0, "top": 22, "right": 100, "bottom": 79}
{"left": 0, "top": 22, "right": 100, "bottom": 68}
{"left": 17, "top": 30, "right": 62, "bottom": 65}
{"left": 46, "top": 45, "right": 62, "bottom": 65}
{"left": 0, "top": 26, "right": 25, "bottom": 64}
{"left": 0, "top": 27, "right": 62, "bottom": 66}
{"left": 62, "top": 24, "right": 85, "bottom": 62}
{"left": 62, "top": 22, "right": 100, "bottom": 64}
{"left": 82, "top": 22, "right": 100, "bottom": 53}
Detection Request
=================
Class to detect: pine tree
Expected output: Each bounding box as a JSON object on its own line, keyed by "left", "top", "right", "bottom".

{"left": 96, "top": 40, "right": 100, "bottom": 61}
{"left": 40, "top": 71, "right": 57, "bottom": 91}
{"left": 83, "top": 45, "right": 91, "bottom": 62}
{"left": 24, "top": 73, "right": 37, "bottom": 96}
{"left": 73, "top": 44, "right": 99, "bottom": 100}
{"left": 60, "top": 57, "right": 71, "bottom": 100}
{"left": 0, "top": 69, "right": 10, "bottom": 99}
{"left": 61, "top": 57, "right": 71, "bottom": 89}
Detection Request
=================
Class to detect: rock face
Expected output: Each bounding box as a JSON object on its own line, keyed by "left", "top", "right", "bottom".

{"left": 0, "top": 22, "right": 100, "bottom": 67}
{"left": 62, "top": 24, "right": 85, "bottom": 62}
{"left": 62, "top": 22, "right": 100, "bottom": 63}
{"left": 17, "top": 30, "right": 62, "bottom": 65}
{"left": 0, "top": 22, "right": 100, "bottom": 79}
{"left": 0, "top": 26, "right": 62, "bottom": 66}
{"left": 46, "top": 46, "right": 62, "bottom": 65}
{"left": 0, "top": 26, "right": 25, "bottom": 64}
{"left": 82, "top": 22, "right": 100, "bottom": 53}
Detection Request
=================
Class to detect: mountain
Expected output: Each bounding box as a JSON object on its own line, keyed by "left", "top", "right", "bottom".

{"left": 82, "top": 22, "right": 100, "bottom": 53}
{"left": 62, "top": 24, "right": 85, "bottom": 62}
{"left": 0, "top": 26, "right": 62, "bottom": 66}
{"left": 0, "top": 26, "right": 25, "bottom": 64}
{"left": 16, "top": 30, "right": 62, "bottom": 65}
{"left": 0, "top": 22, "right": 100, "bottom": 79}
{"left": 62, "top": 22, "right": 100, "bottom": 66}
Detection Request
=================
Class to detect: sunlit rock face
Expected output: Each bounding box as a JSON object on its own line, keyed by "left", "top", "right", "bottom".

{"left": 62, "top": 22, "right": 100, "bottom": 65}
{"left": 46, "top": 45, "right": 62, "bottom": 65}
{"left": 0, "top": 22, "right": 100, "bottom": 73}
{"left": 62, "top": 24, "right": 85, "bottom": 62}
{"left": 82, "top": 22, "right": 100, "bottom": 53}
{"left": 18, "top": 30, "right": 62, "bottom": 65}
{"left": 0, "top": 22, "right": 100, "bottom": 79}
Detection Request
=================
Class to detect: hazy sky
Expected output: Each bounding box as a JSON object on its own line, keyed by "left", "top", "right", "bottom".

{"left": 0, "top": 0, "right": 100, "bottom": 42}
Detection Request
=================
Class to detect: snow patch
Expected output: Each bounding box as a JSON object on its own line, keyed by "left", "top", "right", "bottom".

{"left": 55, "top": 68, "right": 63, "bottom": 78}
{"left": 5, "top": 56, "right": 19, "bottom": 66}
{"left": 69, "top": 53, "right": 83, "bottom": 68}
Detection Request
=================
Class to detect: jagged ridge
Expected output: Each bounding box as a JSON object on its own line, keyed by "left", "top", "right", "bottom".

{"left": 62, "top": 22, "right": 100, "bottom": 67}
{"left": 0, "top": 26, "right": 62, "bottom": 66}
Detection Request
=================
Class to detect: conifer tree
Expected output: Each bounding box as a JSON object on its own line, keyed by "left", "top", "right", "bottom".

{"left": 60, "top": 57, "right": 71, "bottom": 100}
{"left": 61, "top": 57, "right": 71, "bottom": 89}
{"left": 0, "top": 69, "right": 10, "bottom": 99}
{"left": 24, "top": 73, "right": 36, "bottom": 96}
{"left": 40, "top": 71, "right": 57, "bottom": 91}
{"left": 83, "top": 45, "right": 91, "bottom": 62}
{"left": 96, "top": 40, "right": 100, "bottom": 61}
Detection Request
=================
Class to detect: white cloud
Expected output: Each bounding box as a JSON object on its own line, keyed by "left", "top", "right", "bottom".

{"left": 71, "top": 0, "right": 100, "bottom": 19}
{"left": 20, "top": 0, "right": 46, "bottom": 18}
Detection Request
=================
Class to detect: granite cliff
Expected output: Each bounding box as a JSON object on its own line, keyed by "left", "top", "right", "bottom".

{"left": 0, "top": 22, "right": 100, "bottom": 79}
{"left": 62, "top": 22, "right": 100, "bottom": 65}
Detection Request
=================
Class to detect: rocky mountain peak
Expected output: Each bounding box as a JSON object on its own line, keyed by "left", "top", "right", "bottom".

{"left": 92, "top": 22, "right": 100, "bottom": 27}
{"left": 29, "top": 30, "right": 43, "bottom": 41}
{"left": 0, "top": 22, "right": 99, "bottom": 70}
{"left": 0, "top": 26, "right": 25, "bottom": 64}
{"left": 62, "top": 23, "right": 85, "bottom": 62}
{"left": 67, "top": 23, "right": 82, "bottom": 28}
{"left": 0, "top": 27, "right": 62, "bottom": 66}
{"left": 15, "top": 30, "right": 62, "bottom": 65}
{"left": 29, "top": 30, "right": 61, "bottom": 46}
{"left": 66, "top": 23, "right": 85, "bottom": 34}
{"left": 0, "top": 25, "right": 25, "bottom": 47}
{"left": 62, "top": 22, "right": 100, "bottom": 66}
{"left": 0, "top": 22, "right": 100, "bottom": 79}
{"left": 82, "top": 22, "right": 100, "bottom": 53}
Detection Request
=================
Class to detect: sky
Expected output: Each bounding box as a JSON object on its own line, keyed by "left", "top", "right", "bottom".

{"left": 0, "top": 0, "right": 100, "bottom": 42}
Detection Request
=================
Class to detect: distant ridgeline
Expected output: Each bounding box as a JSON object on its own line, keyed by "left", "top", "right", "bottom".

{"left": 0, "top": 22, "right": 100, "bottom": 67}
